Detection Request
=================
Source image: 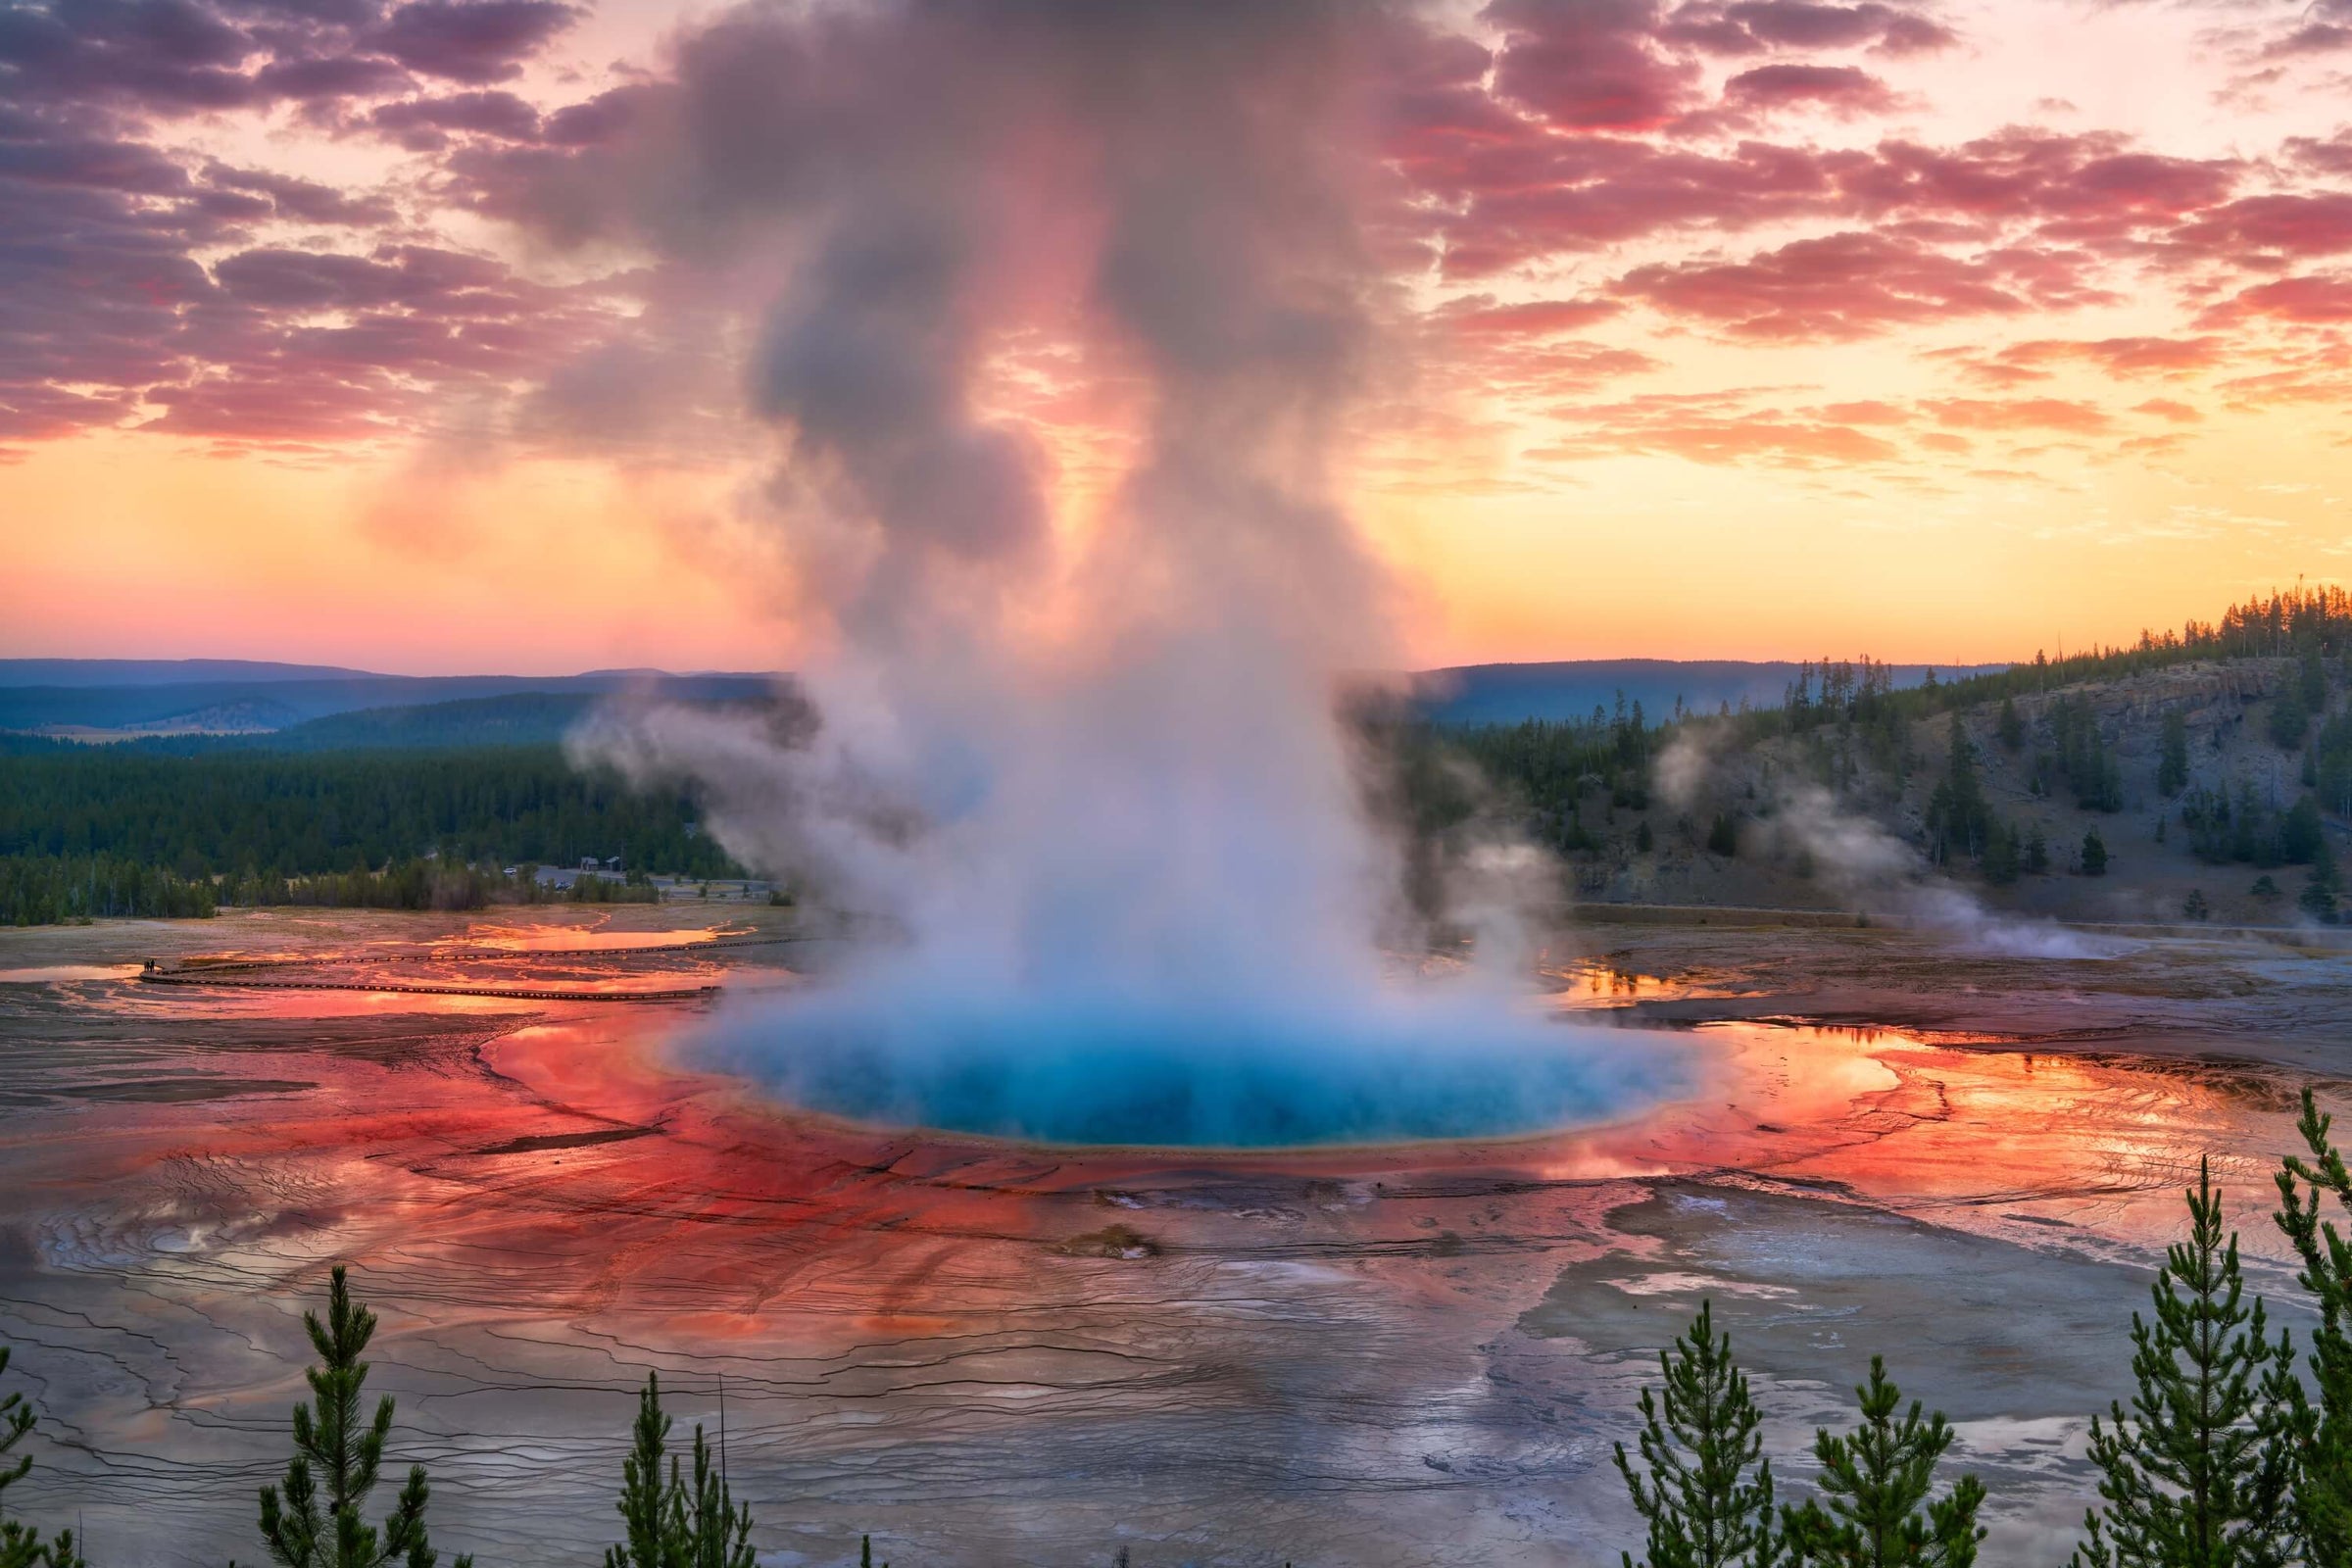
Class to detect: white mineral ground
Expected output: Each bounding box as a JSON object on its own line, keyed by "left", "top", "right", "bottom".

{"left": 1, "top": 906, "right": 2347, "bottom": 1567}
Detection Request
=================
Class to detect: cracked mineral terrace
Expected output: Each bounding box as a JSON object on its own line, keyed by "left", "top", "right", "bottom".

{"left": 1, "top": 906, "right": 2346, "bottom": 1566}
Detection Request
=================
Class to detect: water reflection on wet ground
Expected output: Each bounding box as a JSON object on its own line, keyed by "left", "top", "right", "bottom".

{"left": 0, "top": 907, "right": 2347, "bottom": 1566}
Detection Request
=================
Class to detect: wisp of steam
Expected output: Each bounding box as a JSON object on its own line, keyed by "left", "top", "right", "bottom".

{"left": 1653, "top": 730, "right": 2130, "bottom": 959}
{"left": 575, "top": 0, "right": 1688, "bottom": 1146}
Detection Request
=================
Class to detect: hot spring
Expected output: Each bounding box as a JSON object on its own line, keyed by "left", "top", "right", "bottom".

{"left": 704, "top": 983, "right": 1690, "bottom": 1148}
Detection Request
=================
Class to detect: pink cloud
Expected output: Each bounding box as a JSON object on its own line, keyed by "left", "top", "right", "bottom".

{"left": 1851, "top": 130, "right": 2239, "bottom": 234}
{"left": 1660, "top": 0, "right": 1958, "bottom": 57}
{"left": 1434, "top": 296, "right": 1626, "bottom": 336}
{"left": 2173, "top": 193, "right": 2352, "bottom": 258}
{"left": 1719, "top": 63, "right": 1900, "bottom": 117}
{"left": 2201, "top": 272, "right": 2352, "bottom": 323}
{"left": 1921, "top": 396, "right": 2112, "bottom": 433}
{"left": 2287, "top": 130, "right": 2352, "bottom": 179}
{"left": 1954, "top": 335, "right": 2230, "bottom": 381}
{"left": 1538, "top": 405, "right": 1906, "bottom": 466}
{"left": 2263, "top": 22, "right": 2352, "bottom": 58}
{"left": 0, "top": 0, "right": 2344, "bottom": 470}
{"left": 1485, "top": 0, "right": 1701, "bottom": 132}
{"left": 1817, "top": 399, "right": 1911, "bottom": 423}
{"left": 1613, "top": 230, "right": 2075, "bottom": 340}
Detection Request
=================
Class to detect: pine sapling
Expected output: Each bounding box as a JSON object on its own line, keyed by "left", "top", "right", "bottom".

{"left": 2076, "top": 1157, "right": 2298, "bottom": 1568}
{"left": 603, "top": 1372, "right": 756, "bottom": 1568}
{"left": 1616, "top": 1301, "right": 1784, "bottom": 1568}
{"left": 242, "top": 1265, "right": 470, "bottom": 1568}
{"left": 0, "top": 1348, "right": 29, "bottom": 1567}
{"left": 607, "top": 1374, "right": 671, "bottom": 1568}
{"left": 1780, "top": 1358, "right": 1984, "bottom": 1568}
{"left": 0, "top": 1342, "right": 89, "bottom": 1568}
{"left": 2277, "top": 1089, "right": 2352, "bottom": 1559}
{"left": 665, "top": 1417, "right": 754, "bottom": 1568}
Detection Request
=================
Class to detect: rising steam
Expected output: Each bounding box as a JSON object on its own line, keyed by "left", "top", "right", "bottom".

{"left": 571, "top": 0, "right": 1686, "bottom": 1145}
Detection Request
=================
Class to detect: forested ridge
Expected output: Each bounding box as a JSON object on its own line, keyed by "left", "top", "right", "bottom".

{"left": 0, "top": 746, "right": 739, "bottom": 925}
{"left": 5, "top": 585, "right": 2347, "bottom": 928}
{"left": 1392, "top": 585, "right": 2352, "bottom": 920}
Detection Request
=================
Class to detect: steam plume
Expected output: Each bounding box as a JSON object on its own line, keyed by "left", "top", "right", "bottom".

{"left": 577, "top": 0, "right": 1683, "bottom": 1145}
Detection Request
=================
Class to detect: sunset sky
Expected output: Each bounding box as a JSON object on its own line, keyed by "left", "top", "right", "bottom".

{"left": 4, "top": 0, "right": 2349, "bottom": 674}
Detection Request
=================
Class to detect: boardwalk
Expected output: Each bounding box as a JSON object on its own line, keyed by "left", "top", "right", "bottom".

{"left": 135, "top": 968, "right": 720, "bottom": 1003}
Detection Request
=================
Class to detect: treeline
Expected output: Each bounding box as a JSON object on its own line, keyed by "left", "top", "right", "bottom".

{"left": 0, "top": 745, "right": 739, "bottom": 893}
{"left": 1761, "top": 584, "right": 2352, "bottom": 740}
{"left": 0, "top": 855, "right": 218, "bottom": 925}
{"left": 0, "top": 857, "right": 681, "bottom": 926}
{"left": 1440, "top": 695, "right": 1657, "bottom": 854}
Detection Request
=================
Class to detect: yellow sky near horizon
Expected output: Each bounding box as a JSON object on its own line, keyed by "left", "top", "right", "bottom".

{"left": 10, "top": 409, "right": 2338, "bottom": 675}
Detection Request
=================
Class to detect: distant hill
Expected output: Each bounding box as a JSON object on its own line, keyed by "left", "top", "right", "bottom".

{"left": 3, "top": 655, "right": 2020, "bottom": 738}
{"left": 0, "top": 666, "right": 784, "bottom": 737}
{"left": 1415, "top": 659, "right": 2010, "bottom": 727}
{"left": 0, "top": 659, "right": 380, "bottom": 688}
{"left": 258, "top": 693, "right": 602, "bottom": 750}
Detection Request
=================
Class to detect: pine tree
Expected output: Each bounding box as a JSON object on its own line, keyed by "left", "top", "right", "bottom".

{"left": 2073, "top": 1158, "right": 2299, "bottom": 1568}
{"left": 2275, "top": 1090, "right": 2352, "bottom": 1559}
{"left": 605, "top": 1373, "right": 756, "bottom": 1568}
{"left": 609, "top": 1374, "right": 672, "bottom": 1568}
{"left": 1983, "top": 819, "right": 2020, "bottom": 886}
{"left": 667, "top": 1417, "right": 753, "bottom": 1568}
{"left": 2302, "top": 841, "right": 2340, "bottom": 925}
{"left": 244, "top": 1266, "right": 469, "bottom": 1568}
{"left": 2083, "top": 829, "right": 2109, "bottom": 876}
{"left": 1927, "top": 716, "right": 1989, "bottom": 863}
{"left": 0, "top": 1343, "right": 83, "bottom": 1568}
{"left": 2273, "top": 689, "right": 2312, "bottom": 753}
{"left": 1997, "top": 698, "right": 2025, "bottom": 754}
{"left": 2159, "top": 712, "right": 2191, "bottom": 798}
{"left": 0, "top": 1347, "right": 28, "bottom": 1568}
{"left": 1780, "top": 1359, "right": 1984, "bottom": 1568}
{"left": 1615, "top": 1302, "right": 1783, "bottom": 1568}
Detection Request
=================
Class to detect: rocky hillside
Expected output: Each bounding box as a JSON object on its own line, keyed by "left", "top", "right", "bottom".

{"left": 1516, "top": 654, "right": 2349, "bottom": 927}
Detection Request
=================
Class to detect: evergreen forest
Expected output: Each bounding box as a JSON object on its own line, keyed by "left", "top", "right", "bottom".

{"left": 0, "top": 748, "right": 741, "bottom": 925}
